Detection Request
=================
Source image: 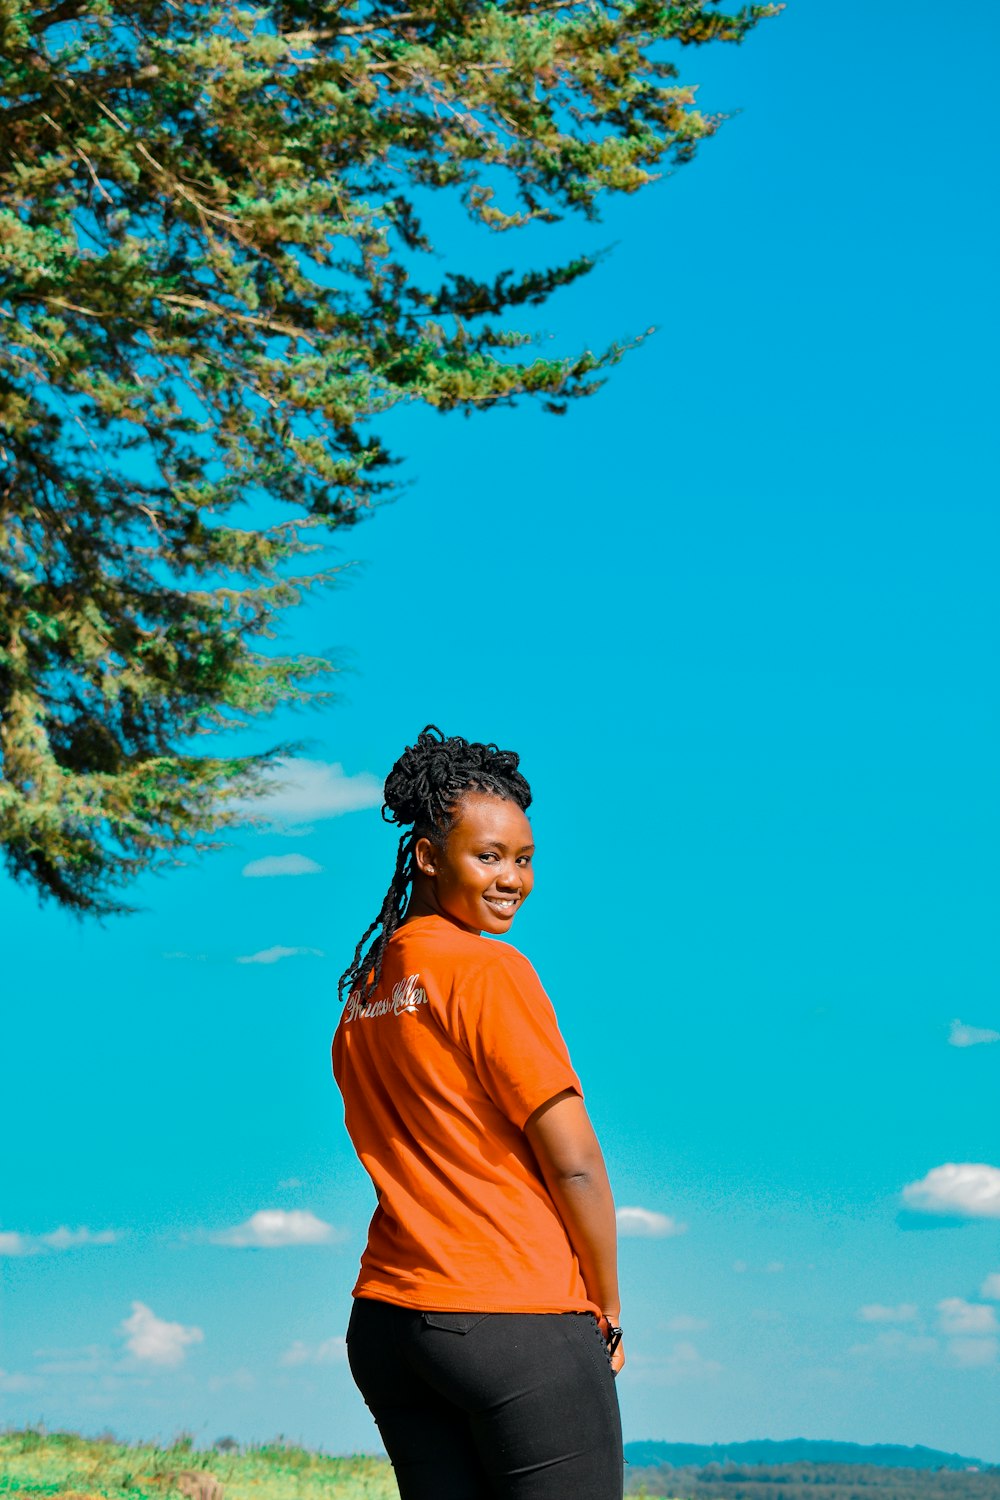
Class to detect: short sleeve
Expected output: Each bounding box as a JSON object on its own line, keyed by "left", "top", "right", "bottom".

{"left": 458, "top": 949, "right": 582, "bottom": 1129}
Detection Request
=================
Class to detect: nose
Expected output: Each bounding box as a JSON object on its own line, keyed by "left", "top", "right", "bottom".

{"left": 495, "top": 862, "right": 522, "bottom": 892}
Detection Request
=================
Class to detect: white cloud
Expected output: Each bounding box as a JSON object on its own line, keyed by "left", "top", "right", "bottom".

{"left": 949, "top": 1018, "right": 1000, "bottom": 1048}
{"left": 41, "top": 1226, "right": 117, "bottom": 1250}
{"left": 236, "top": 945, "right": 324, "bottom": 965}
{"left": 616, "top": 1206, "right": 687, "bottom": 1238}
{"left": 849, "top": 1330, "right": 937, "bottom": 1362}
{"left": 630, "top": 1341, "right": 721, "bottom": 1386}
{"left": 765, "top": 1260, "right": 785, "bottom": 1274}
{"left": 936, "top": 1298, "right": 998, "bottom": 1336}
{"left": 211, "top": 1209, "right": 338, "bottom": 1248}
{"left": 34, "top": 1343, "right": 107, "bottom": 1376}
{"left": 0, "top": 1231, "right": 32, "bottom": 1256}
{"left": 0, "top": 1368, "right": 40, "bottom": 1392}
{"left": 859, "top": 1303, "right": 918, "bottom": 1323}
{"left": 0, "top": 1225, "right": 116, "bottom": 1255}
{"left": 244, "top": 759, "right": 382, "bottom": 826}
{"left": 280, "top": 1336, "right": 348, "bottom": 1367}
{"left": 242, "top": 854, "right": 323, "bottom": 879}
{"left": 278, "top": 1177, "right": 304, "bottom": 1190}
{"left": 120, "top": 1302, "right": 203, "bottom": 1368}
{"left": 667, "top": 1341, "right": 721, "bottom": 1377}
{"left": 980, "top": 1272, "right": 1000, "bottom": 1300}
{"left": 947, "top": 1336, "right": 998, "bottom": 1368}
{"left": 667, "top": 1314, "right": 709, "bottom": 1333}
{"left": 902, "top": 1162, "right": 1000, "bottom": 1219}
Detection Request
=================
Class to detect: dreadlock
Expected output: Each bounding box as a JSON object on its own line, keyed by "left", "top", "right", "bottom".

{"left": 338, "top": 725, "right": 532, "bottom": 1005}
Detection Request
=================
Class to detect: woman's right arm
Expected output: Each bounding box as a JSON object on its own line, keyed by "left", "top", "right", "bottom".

{"left": 525, "top": 1088, "right": 625, "bottom": 1374}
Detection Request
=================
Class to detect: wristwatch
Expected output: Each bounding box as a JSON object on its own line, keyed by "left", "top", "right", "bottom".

{"left": 604, "top": 1321, "right": 623, "bottom": 1356}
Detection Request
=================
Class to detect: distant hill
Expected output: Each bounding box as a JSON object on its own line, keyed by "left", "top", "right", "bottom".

{"left": 623, "top": 1440, "right": 988, "bottom": 1472}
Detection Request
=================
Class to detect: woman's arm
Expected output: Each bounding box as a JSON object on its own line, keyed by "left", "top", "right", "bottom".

{"left": 525, "top": 1088, "right": 625, "bottom": 1373}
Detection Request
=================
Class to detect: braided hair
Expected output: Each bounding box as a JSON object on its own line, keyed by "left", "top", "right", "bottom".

{"left": 338, "top": 725, "right": 532, "bottom": 1004}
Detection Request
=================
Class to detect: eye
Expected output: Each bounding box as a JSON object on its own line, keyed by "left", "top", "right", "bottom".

{"left": 516, "top": 855, "right": 532, "bottom": 867}
{"left": 478, "top": 852, "right": 500, "bottom": 863}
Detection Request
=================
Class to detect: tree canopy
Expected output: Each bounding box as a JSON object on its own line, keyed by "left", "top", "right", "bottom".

{"left": 0, "top": 0, "right": 778, "bottom": 914}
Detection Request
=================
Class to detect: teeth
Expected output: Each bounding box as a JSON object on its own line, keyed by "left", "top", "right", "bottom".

{"left": 487, "top": 898, "right": 515, "bottom": 908}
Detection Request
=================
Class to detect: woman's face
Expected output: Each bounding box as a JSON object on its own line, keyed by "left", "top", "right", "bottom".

{"left": 414, "top": 791, "right": 535, "bottom": 935}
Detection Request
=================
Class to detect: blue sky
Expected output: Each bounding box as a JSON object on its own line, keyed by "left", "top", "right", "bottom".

{"left": 3, "top": 0, "right": 1000, "bottom": 1464}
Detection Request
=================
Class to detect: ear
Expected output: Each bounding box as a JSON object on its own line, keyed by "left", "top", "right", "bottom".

{"left": 414, "top": 834, "right": 438, "bottom": 877}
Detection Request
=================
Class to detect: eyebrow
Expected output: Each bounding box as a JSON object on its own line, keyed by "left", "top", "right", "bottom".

{"left": 479, "top": 839, "right": 535, "bottom": 853}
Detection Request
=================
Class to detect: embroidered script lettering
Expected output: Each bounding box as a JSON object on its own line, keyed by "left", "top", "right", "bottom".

{"left": 345, "top": 973, "right": 427, "bottom": 1023}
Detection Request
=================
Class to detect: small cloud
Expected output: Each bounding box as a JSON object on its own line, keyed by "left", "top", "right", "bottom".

{"left": 980, "top": 1272, "right": 1000, "bottom": 1300}
{"left": 278, "top": 1177, "right": 303, "bottom": 1190}
{"left": 236, "top": 945, "right": 324, "bottom": 965}
{"left": 630, "top": 1342, "right": 721, "bottom": 1386}
{"left": 211, "top": 1209, "right": 338, "bottom": 1249}
{"left": 859, "top": 1303, "right": 919, "bottom": 1323}
{"left": 949, "top": 1018, "right": 1000, "bottom": 1048}
{"left": 163, "top": 951, "right": 208, "bottom": 961}
{"left": 668, "top": 1314, "right": 709, "bottom": 1333}
{"left": 668, "top": 1341, "right": 721, "bottom": 1376}
{"left": 0, "top": 1368, "right": 41, "bottom": 1393}
{"left": 616, "top": 1206, "right": 687, "bottom": 1238}
{"left": 902, "top": 1162, "right": 1000, "bottom": 1220}
{"left": 280, "top": 1340, "right": 312, "bottom": 1367}
{"left": 849, "top": 1330, "right": 938, "bottom": 1362}
{"left": 936, "top": 1298, "right": 998, "bottom": 1336}
{"left": 243, "top": 760, "right": 382, "bottom": 826}
{"left": 732, "top": 1259, "right": 748, "bottom": 1274}
{"left": 0, "top": 1226, "right": 116, "bottom": 1255}
{"left": 242, "top": 854, "right": 323, "bottom": 879}
{"left": 0, "top": 1231, "right": 33, "bottom": 1256}
{"left": 765, "top": 1260, "right": 785, "bottom": 1274}
{"left": 34, "top": 1343, "right": 107, "bottom": 1376}
{"left": 280, "top": 1336, "right": 348, "bottom": 1367}
{"left": 41, "top": 1226, "right": 117, "bottom": 1250}
{"left": 946, "top": 1336, "right": 998, "bottom": 1368}
{"left": 120, "top": 1302, "right": 203, "bottom": 1368}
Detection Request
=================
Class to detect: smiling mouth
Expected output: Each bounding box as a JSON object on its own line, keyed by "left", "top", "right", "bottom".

{"left": 483, "top": 896, "right": 519, "bottom": 913}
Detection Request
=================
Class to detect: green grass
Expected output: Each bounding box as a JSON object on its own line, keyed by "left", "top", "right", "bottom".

{"left": 0, "top": 1431, "right": 400, "bottom": 1500}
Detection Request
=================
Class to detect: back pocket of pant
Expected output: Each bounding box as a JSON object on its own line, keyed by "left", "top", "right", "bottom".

{"left": 420, "top": 1311, "right": 489, "bottom": 1335}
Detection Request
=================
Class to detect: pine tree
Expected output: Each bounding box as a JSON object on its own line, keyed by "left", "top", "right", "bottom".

{"left": 0, "top": 0, "right": 779, "bottom": 914}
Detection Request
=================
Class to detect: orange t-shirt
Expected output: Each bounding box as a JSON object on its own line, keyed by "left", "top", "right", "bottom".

{"left": 331, "top": 914, "right": 596, "bottom": 1314}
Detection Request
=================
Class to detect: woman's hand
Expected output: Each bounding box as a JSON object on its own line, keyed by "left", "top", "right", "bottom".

{"left": 598, "top": 1314, "right": 626, "bottom": 1377}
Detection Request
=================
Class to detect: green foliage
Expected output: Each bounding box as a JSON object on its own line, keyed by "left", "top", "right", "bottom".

{"left": 0, "top": 0, "right": 779, "bottom": 914}
{"left": 0, "top": 1428, "right": 400, "bottom": 1499}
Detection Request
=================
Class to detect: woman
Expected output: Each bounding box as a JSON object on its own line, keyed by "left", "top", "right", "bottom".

{"left": 333, "top": 726, "right": 624, "bottom": 1500}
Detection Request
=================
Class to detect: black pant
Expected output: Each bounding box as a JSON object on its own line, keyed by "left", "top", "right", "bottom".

{"left": 346, "top": 1298, "right": 623, "bottom": 1500}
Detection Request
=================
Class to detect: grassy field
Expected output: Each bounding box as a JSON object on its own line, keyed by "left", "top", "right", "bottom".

{"left": 0, "top": 1429, "right": 692, "bottom": 1500}
{"left": 0, "top": 1430, "right": 400, "bottom": 1500}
